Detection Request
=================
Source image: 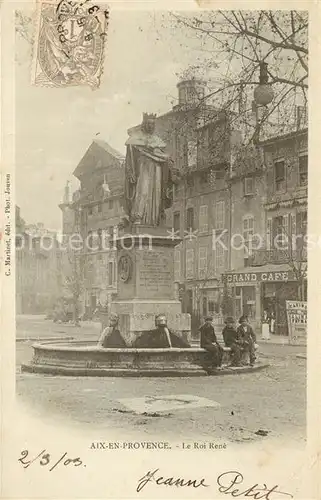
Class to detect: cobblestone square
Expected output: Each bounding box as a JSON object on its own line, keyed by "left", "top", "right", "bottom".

{"left": 16, "top": 316, "right": 306, "bottom": 445}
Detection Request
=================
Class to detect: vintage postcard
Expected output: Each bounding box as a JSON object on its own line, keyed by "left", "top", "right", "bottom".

{"left": 1, "top": 0, "right": 320, "bottom": 498}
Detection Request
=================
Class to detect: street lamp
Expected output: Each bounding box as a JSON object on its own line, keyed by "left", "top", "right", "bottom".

{"left": 252, "top": 62, "right": 274, "bottom": 144}
{"left": 254, "top": 62, "right": 274, "bottom": 106}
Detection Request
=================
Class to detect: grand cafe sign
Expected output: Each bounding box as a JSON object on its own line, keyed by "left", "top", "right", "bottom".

{"left": 223, "top": 270, "right": 296, "bottom": 283}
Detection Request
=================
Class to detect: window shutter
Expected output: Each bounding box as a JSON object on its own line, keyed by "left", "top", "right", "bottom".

{"left": 282, "top": 214, "right": 289, "bottom": 248}
{"left": 213, "top": 202, "right": 216, "bottom": 231}
{"left": 267, "top": 218, "right": 272, "bottom": 250}
{"left": 211, "top": 240, "right": 216, "bottom": 275}
{"left": 291, "top": 212, "right": 297, "bottom": 237}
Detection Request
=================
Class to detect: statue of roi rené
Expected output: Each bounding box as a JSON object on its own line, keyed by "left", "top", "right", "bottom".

{"left": 124, "top": 113, "right": 174, "bottom": 226}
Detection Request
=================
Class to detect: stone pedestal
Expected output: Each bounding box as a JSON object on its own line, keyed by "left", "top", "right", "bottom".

{"left": 109, "top": 225, "right": 191, "bottom": 345}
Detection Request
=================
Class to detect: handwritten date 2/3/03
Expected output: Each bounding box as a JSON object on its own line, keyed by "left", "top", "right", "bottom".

{"left": 18, "top": 450, "right": 85, "bottom": 471}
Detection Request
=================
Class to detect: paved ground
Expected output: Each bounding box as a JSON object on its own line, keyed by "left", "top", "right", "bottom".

{"left": 16, "top": 315, "right": 306, "bottom": 445}
{"left": 16, "top": 314, "right": 101, "bottom": 341}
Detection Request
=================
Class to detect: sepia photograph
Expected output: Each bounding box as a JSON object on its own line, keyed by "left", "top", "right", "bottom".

{"left": 14, "top": 3, "right": 308, "bottom": 445}
{"left": 2, "top": 1, "right": 317, "bottom": 498}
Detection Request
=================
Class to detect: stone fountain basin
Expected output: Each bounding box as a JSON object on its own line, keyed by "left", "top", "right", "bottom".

{"left": 21, "top": 340, "right": 207, "bottom": 377}
{"left": 20, "top": 340, "right": 268, "bottom": 377}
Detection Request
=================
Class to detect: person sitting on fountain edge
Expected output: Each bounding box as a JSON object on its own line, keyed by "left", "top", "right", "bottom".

{"left": 98, "top": 313, "right": 127, "bottom": 348}
{"left": 199, "top": 316, "right": 223, "bottom": 370}
{"left": 222, "top": 316, "right": 243, "bottom": 367}
{"left": 236, "top": 315, "right": 258, "bottom": 367}
{"left": 132, "top": 314, "right": 190, "bottom": 348}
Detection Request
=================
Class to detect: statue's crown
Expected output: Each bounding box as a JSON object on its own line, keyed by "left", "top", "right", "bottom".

{"left": 143, "top": 112, "right": 157, "bottom": 121}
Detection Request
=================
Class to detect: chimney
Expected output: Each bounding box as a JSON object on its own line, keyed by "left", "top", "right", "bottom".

{"left": 177, "top": 78, "right": 206, "bottom": 107}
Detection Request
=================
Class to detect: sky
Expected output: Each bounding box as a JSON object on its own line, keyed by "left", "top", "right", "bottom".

{"left": 16, "top": 6, "right": 212, "bottom": 231}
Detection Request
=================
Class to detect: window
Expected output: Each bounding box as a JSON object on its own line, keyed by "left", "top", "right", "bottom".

{"left": 186, "top": 175, "right": 194, "bottom": 188}
{"left": 200, "top": 170, "right": 208, "bottom": 185}
{"left": 174, "top": 248, "right": 181, "bottom": 282}
{"left": 91, "top": 230, "right": 100, "bottom": 251}
{"left": 186, "top": 249, "right": 194, "bottom": 279}
{"left": 299, "top": 154, "right": 308, "bottom": 186}
{"left": 187, "top": 140, "right": 197, "bottom": 167}
{"left": 215, "top": 201, "right": 225, "bottom": 230}
{"left": 88, "top": 230, "right": 93, "bottom": 251}
{"left": 274, "top": 160, "right": 286, "bottom": 192}
{"left": 199, "top": 205, "right": 208, "bottom": 233}
{"left": 173, "top": 211, "right": 180, "bottom": 232}
{"left": 267, "top": 218, "right": 272, "bottom": 250}
{"left": 97, "top": 228, "right": 102, "bottom": 250}
{"left": 272, "top": 216, "right": 288, "bottom": 249}
{"left": 244, "top": 177, "right": 254, "bottom": 196}
{"left": 108, "top": 199, "right": 114, "bottom": 210}
{"left": 208, "top": 290, "right": 220, "bottom": 314}
{"left": 198, "top": 247, "right": 208, "bottom": 278}
{"left": 102, "top": 229, "right": 109, "bottom": 249}
{"left": 202, "top": 296, "right": 207, "bottom": 318}
{"left": 97, "top": 203, "right": 102, "bottom": 213}
{"left": 297, "top": 211, "right": 307, "bottom": 237}
{"left": 282, "top": 214, "right": 289, "bottom": 240}
{"left": 215, "top": 242, "right": 225, "bottom": 271}
{"left": 88, "top": 206, "right": 93, "bottom": 216}
{"left": 243, "top": 216, "right": 254, "bottom": 255}
{"left": 186, "top": 207, "right": 194, "bottom": 231}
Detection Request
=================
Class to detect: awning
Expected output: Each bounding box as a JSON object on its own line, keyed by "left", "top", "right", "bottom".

{"left": 222, "top": 263, "right": 307, "bottom": 284}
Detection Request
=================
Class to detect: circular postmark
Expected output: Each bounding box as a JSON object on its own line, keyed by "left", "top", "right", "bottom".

{"left": 118, "top": 255, "right": 132, "bottom": 282}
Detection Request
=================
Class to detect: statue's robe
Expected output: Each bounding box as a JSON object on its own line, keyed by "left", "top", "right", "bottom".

{"left": 132, "top": 327, "right": 190, "bottom": 349}
{"left": 125, "top": 131, "right": 173, "bottom": 225}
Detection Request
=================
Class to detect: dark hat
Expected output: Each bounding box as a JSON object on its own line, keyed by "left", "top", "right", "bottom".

{"left": 225, "top": 316, "right": 235, "bottom": 324}
{"left": 239, "top": 315, "right": 248, "bottom": 323}
{"left": 204, "top": 316, "right": 213, "bottom": 321}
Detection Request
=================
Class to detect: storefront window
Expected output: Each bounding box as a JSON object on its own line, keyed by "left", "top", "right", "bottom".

{"left": 243, "top": 285, "right": 256, "bottom": 320}
{"left": 234, "top": 286, "right": 256, "bottom": 320}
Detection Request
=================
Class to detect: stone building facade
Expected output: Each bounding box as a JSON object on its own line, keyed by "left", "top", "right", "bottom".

{"left": 223, "top": 128, "right": 308, "bottom": 335}
{"left": 16, "top": 210, "right": 62, "bottom": 314}
{"left": 60, "top": 140, "right": 125, "bottom": 317}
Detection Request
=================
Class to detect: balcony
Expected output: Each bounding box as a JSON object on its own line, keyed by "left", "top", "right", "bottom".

{"left": 249, "top": 247, "right": 307, "bottom": 267}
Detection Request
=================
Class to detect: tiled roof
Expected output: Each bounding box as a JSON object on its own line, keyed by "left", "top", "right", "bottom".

{"left": 73, "top": 140, "right": 124, "bottom": 178}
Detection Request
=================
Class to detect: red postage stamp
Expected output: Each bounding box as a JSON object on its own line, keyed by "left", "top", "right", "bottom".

{"left": 32, "top": 0, "right": 109, "bottom": 88}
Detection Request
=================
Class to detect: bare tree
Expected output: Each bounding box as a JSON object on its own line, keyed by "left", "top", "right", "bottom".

{"left": 63, "top": 249, "right": 85, "bottom": 326}
{"left": 168, "top": 10, "right": 308, "bottom": 141}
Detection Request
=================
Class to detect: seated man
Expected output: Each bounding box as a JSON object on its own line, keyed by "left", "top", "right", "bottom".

{"left": 132, "top": 314, "right": 190, "bottom": 348}
{"left": 236, "top": 315, "right": 258, "bottom": 366}
{"left": 222, "top": 316, "right": 243, "bottom": 367}
{"left": 199, "top": 316, "right": 223, "bottom": 370}
{"left": 98, "top": 313, "right": 127, "bottom": 348}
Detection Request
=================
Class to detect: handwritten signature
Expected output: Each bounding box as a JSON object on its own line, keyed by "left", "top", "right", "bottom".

{"left": 18, "top": 450, "right": 86, "bottom": 472}
{"left": 137, "top": 469, "right": 293, "bottom": 499}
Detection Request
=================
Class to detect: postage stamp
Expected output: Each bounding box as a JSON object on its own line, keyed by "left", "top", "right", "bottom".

{"left": 31, "top": 0, "right": 109, "bottom": 88}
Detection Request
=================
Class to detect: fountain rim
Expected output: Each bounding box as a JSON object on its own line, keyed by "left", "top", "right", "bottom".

{"left": 31, "top": 340, "right": 203, "bottom": 354}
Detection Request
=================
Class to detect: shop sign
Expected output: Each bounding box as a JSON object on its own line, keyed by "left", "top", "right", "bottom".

{"left": 224, "top": 271, "right": 292, "bottom": 283}
{"left": 286, "top": 300, "right": 307, "bottom": 346}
